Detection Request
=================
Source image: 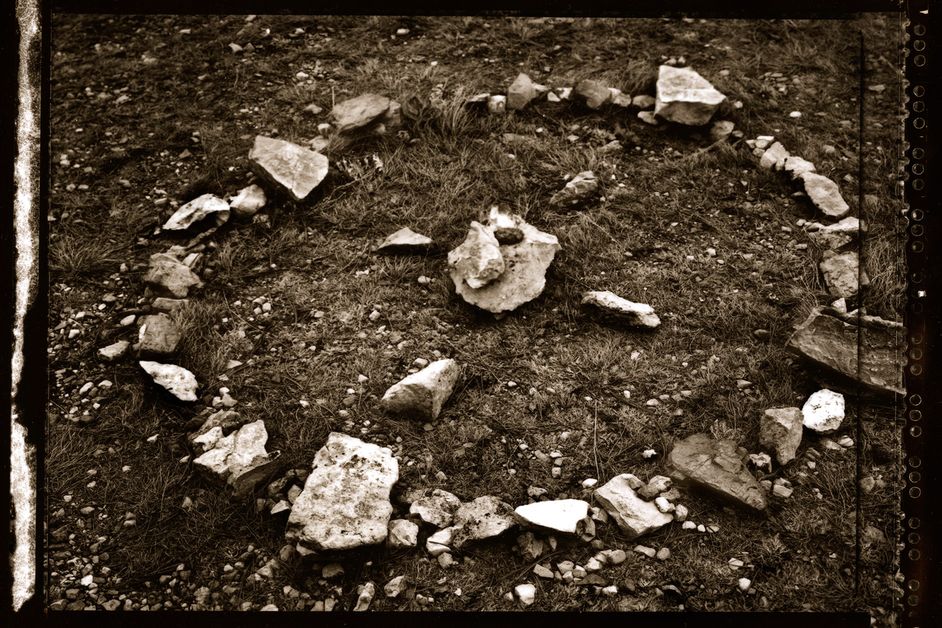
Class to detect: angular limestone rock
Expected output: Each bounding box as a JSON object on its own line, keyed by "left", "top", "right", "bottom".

{"left": 286, "top": 433, "right": 399, "bottom": 551}
{"left": 783, "top": 155, "right": 816, "bottom": 179}
{"left": 249, "top": 136, "right": 329, "bottom": 202}
{"left": 514, "top": 499, "right": 590, "bottom": 534}
{"left": 759, "top": 407, "right": 803, "bottom": 465}
{"left": 387, "top": 519, "right": 419, "bottom": 548}
{"left": 759, "top": 142, "right": 790, "bottom": 170}
{"left": 331, "top": 93, "right": 392, "bottom": 133}
{"left": 654, "top": 65, "right": 726, "bottom": 126}
{"left": 136, "top": 313, "right": 180, "bottom": 358}
{"left": 162, "top": 194, "right": 230, "bottom": 231}
{"left": 449, "top": 495, "right": 516, "bottom": 548}
{"left": 800, "top": 172, "right": 850, "bottom": 219}
{"left": 228, "top": 184, "right": 267, "bottom": 218}
{"left": 574, "top": 79, "right": 612, "bottom": 109}
{"left": 787, "top": 307, "right": 903, "bottom": 396}
{"left": 819, "top": 251, "right": 860, "bottom": 298}
{"left": 807, "top": 216, "right": 860, "bottom": 250}
{"left": 447, "top": 222, "right": 505, "bottom": 289}
{"left": 98, "top": 340, "right": 129, "bottom": 362}
{"left": 802, "top": 389, "right": 845, "bottom": 433}
{"left": 381, "top": 359, "right": 461, "bottom": 421}
{"left": 375, "top": 227, "right": 435, "bottom": 254}
{"left": 193, "top": 420, "right": 275, "bottom": 496}
{"left": 668, "top": 433, "right": 768, "bottom": 511}
{"left": 409, "top": 488, "right": 462, "bottom": 528}
{"left": 581, "top": 291, "right": 660, "bottom": 329}
{"left": 593, "top": 475, "right": 673, "bottom": 539}
{"left": 549, "top": 171, "right": 598, "bottom": 208}
{"left": 448, "top": 213, "right": 560, "bottom": 314}
{"left": 139, "top": 360, "right": 198, "bottom": 401}
{"left": 144, "top": 253, "right": 202, "bottom": 299}
{"left": 507, "top": 73, "right": 547, "bottom": 110}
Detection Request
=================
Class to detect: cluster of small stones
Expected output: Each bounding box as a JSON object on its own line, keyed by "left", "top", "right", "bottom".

{"left": 50, "top": 43, "right": 901, "bottom": 611}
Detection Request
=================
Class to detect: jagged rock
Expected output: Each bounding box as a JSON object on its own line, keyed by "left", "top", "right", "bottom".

{"left": 381, "top": 359, "right": 461, "bottom": 421}
{"left": 807, "top": 216, "right": 860, "bottom": 250}
{"left": 800, "top": 172, "right": 850, "bottom": 219}
{"left": 286, "top": 433, "right": 399, "bottom": 551}
{"left": 248, "top": 136, "right": 329, "bottom": 202}
{"left": 668, "top": 433, "right": 768, "bottom": 511}
{"left": 448, "top": 213, "right": 560, "bottom": 314}
{"left": 450, "top": 496, "right": 516, "bottom": 548}
{"left": 759, "top": 142, "right": 790, "bottom": 170}
{"left": 136, "top": 313, "right": 180, "bottom": 358}
{"left": 819, "top": 251, "right": 860, "bottom": 298}
{"left": 787, "top": 307, "right": 903, "bottom": 396}
{"left": 549, "top": 171, "right": 598, "bottom": 207}
{"left": 426, "top": 527, "right": 454, "bottom": 556}
{"left": 759, "top": 408, "right": 803, "bottom": 465}
{"left": 515, "top": 583, "right": 536, "bottom": 605}
{"left": 783, "top": 156, "right": 816, "bottom": 179}
{"left": 581, "top": 291, "right": 660, "bottom": 329}
{"left": 593, "top": 475, "right": 673, "bottom": 539}
{"left": 514, "top": 499, "right": 590, "bottom": 534}
{"left": 331, "top": 93, "right": 392, "bottom": 133}
{"left": 409, "top": 488, "right": 462, "bottom": 527}
{"left": 802, "top": 389, "right": 845, "bottom": 433}
{"left": 353, "top": 582, "right": 375, "bottom": 611}
{"left": 193, "top": 420, "right": 276, "bottom": 496}
{"left": 574, "top": 79, "right": 612, "bottom": 109}
{"left": 710, "top": 120, "right": 735, "bottom": 142}
{"left": 139, "top": 360, "right": 198, "bottom": 401}
{"left": 144, "top": 253, "right": 202, "bottom": 298}
{"left": 448, "top": 221, "right": 505, "bottom": 289}
{"left": 610, "top": 87, "right": 633, "bottom": 107}
{"left": 228, "top": 184, "right": 267, "bottom": 218}
{"left": 384, "top": 575, "right": 409, "bottom": 598}
{"left": 507, "top": 73, "right": 547, "bottom": 110}
{"left": 161, "top": 194, "right": 230, "bottom": 231}
{"left": 190, "top": 409, "right": 248, "bottom": 446}
{"left": 98, "top": 340, "right": 129, "bottom": 362}
{"left": 654, "top": 65, "right": 726, "bottom": 126}
{"left": 151, "top": 297, "right": 189, "bottom": 313}
{"left": 638, "top": 475, "right": 672, "bottom": 500}
{"left": 387, "top": 519, "right": 419, "bottom": 548}
{"left": 375, "top": 227, "right": 434, "bottom": 254}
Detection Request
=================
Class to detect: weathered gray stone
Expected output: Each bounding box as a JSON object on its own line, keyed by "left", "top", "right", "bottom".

{"left": 759, "top": 407, "right": 803, "bottom": 465}
{"left": 286, "top": 433, "right": 399, "bottom": 551}
{"left": 448, "top": 214, "right": 560, "bottom": 314}
{"left": 507, "top": 73, "right": 547, "bottom": 110}
{"left": 193, "top": 420, "right": 277, "bottom": 496}
{"left": 136, "top": 313, "right": 180, "bottom": 358}
{"left": 387, "top": 519, "right": 419, "bottom": 548}
{"left": 808, "top": 216, "right": 860, "bottom": 250}
{"left": 450, "top": 496, "right": 516, "bottom": 548}
{"left": 800, "top": 172, "right": 850, "bottom": 219}
{"left": 375, "top": 227, "right": 434, "bottom": 254}
{"left": 787, "top": 307, "right": 903, "bottom": 396}
{"left": 759, "top": 142, "right": 790, "bottom": 170}
{"left": 162, "top": 194, "right": 230, "bottom": 231}
{"left": 594, "top": 474, "right": 673, "bottom": 539}
{"left": 654, "top": 65, "right": 726, "bottom": 126}
{"left": 447, "top": 222, "right": 505, "bottom": 289}
{"left": 151, "top": 297, "right": 189, "bottom": 313}
{"left": 139, "top": 360, "right": 198, "bottom": 401}
{"left": 581, "top": 291, "right": 660, "bottom": 329}
{"left": 144, "top": 253, "right": 202, "bottom": 299}
{"left": 802, "top": 389, "right": 845, "bottom": 433}
{"left": 819, "top": 251, "right": 860, "bottom": 298}
{"left": 783, "top": 156, "right": 816, "bottom": 179}
{"left": 668, "top": 433, "right": 768, "bottom": 511}
{"left": 550, "top": 171, "right": 598, "bottom": 207}
{"left": 409, "top": 488, "right": 462, "bottom": 527}
{"left": 248, "top": 136, "right": 329, "bottom": 202}
{"left": 574, "top": 79, "right": 612, "bottom": 109}
{"left": 98, "top": 340, "right": 129, "bottom": 362}
{"left": 384, "top": 575, "right": 409, "bottom": 598}
{"left": 228, "top": 184, "right": 267, "bottom": 218}
{"left": 632, "top": 94, "right": 655, "bottom": 109}
{"left": 514, "top": 499, "right": 589, "bottom": 534}
{"left": 331, "top": 93, "right": 391, "bottom": 133}
{"left": 381, "top": 359, "right": 461, "bottom": 421}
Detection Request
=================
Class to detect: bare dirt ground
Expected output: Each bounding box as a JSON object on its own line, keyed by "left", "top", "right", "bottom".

{"left": 47, "top": 14, "right": 905, "bottom": 619}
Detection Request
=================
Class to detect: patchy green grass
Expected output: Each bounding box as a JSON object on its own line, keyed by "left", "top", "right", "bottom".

{"left": 47, "top": 13, "right": 905, "bottom": 620}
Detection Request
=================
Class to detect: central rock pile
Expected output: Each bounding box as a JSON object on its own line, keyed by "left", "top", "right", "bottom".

{"left": 654, "top": 65, "right": 726, "bottom": 126}
{"left": 287, "top": 433, "right": 399, "bottom": 551}
{"left": 448, "top": 207, "right": 560, "bottom": 314}
{"left": 248, "top": 135, "right": 329, "bottom": 202}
